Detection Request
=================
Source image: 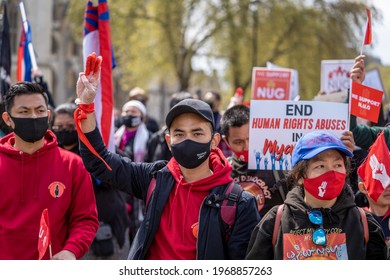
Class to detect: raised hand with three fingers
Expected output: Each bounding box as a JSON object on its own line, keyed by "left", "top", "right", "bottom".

{"left": 76, "top": 52, "right": 102, "bottom": 105}
{"left": 73, "top": 52, "right": 111, "bottom": 170}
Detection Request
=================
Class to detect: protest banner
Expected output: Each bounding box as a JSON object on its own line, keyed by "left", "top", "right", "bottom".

{"left": 251, "top": 68, "right": 292, "bottom": 100}
{"left": 320, "top": 60, "right": 354, "bottom": 94}
{"left": 266, "top": 61, "right": 299, "bottom": 101}
{"left": 248, "top": 100, "right": 349, "bottom": 170}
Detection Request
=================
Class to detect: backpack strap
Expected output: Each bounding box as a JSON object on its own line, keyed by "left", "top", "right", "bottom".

{"left": 272, "top": 204, "right": 284, "bottom": 247}
{"left": 145, "top": 178, "right": 156, "bottom": 207}
{"left": 220, "top": 182, "right": 243, "bottom": 241}
{"left": 357, "top": 207, "right": 369, "bottom": 244}
{"left": 272, "top": 170, "right": 287, "bottom": 201}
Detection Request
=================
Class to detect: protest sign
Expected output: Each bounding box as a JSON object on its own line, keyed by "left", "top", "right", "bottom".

{"left": 320, "top": 60, "right": 354, "bottom": 94}
{"left": 251, "top": 68, "right": 292, "bottom": 100}
{"left": 248, "top": 100, "right": 349, "bottom": 170}
{"left": 350, "top": 81, "right": 383, "bottom": 123}
{"left": 266, "top": 62, "right": 299, "bottom": 101}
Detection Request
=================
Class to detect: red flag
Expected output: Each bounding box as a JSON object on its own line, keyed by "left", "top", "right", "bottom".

{"left": 358, "top": 132, "right": 390, "bottom": 202}
{"left": 38, "top": 208, "right": 51, "bottom": 260}
{"left": 364, "top": 8, "right": 372, "bottom": 45}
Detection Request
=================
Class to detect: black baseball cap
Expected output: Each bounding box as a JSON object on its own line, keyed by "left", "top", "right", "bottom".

{"left": 165, "top": 99, "right": 215, "bottom": 131}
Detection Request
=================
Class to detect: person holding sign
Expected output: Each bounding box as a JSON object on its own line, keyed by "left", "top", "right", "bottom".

{"left": 0, "top": 82, "right": 99, "bottom": 260}
{"left": 246, "top": 130, "right": 386, "bottom": 260}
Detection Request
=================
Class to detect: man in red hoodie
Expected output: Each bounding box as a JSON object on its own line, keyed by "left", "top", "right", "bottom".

{"left": 0, "top": 81, "right": 99, "bottom": 260}
{"left": 76, "top": 53, "right": 260, "bottom": 259}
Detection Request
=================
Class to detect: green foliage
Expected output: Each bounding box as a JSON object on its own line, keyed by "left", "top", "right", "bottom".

{"left": 66, "top": 0, "right": 381, "bottom": 101}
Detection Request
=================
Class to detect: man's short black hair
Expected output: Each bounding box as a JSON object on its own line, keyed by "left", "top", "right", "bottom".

{"left": 5, "top": 81, "right": 48, "bottom": 113}
{"left": 221, "top": 104, "right": 250, "bottom": 140}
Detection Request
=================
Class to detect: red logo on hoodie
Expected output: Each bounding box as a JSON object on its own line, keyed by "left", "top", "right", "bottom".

{"left": 48, "top": 181, "right": 66, "bottom": 198}
{"left": 191, "top": 222, "right": 199, "bottom": 239}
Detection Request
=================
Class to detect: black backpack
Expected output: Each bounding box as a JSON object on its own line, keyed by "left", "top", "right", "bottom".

{"left": 146, "top": 178, "right": 242, "bottom": 241}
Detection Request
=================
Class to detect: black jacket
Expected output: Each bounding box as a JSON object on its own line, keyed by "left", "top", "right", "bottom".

{"left": 246, "top": 185, "right": 387, "bottom": 260}
{"left": 144, "top": 126, "right": 172, "bottom": 162}
{"left": 80, "top": 128, "right": 260, "bottom": 259}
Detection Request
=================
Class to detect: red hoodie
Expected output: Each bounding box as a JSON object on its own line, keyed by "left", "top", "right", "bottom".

{"left": 0, "top": 131, "right": 99, "bottom": 259}
{"left": 148, "top": 148, "right": 233, "bottom": 260}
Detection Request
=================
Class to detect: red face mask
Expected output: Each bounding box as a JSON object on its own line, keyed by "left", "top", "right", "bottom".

{"left": 303, "top": 170, "right": 346, "bottom": 200}
{"left": 233, "top": 150, "right": 249, "bottom": 163}
{"left": 223, "top": 138, "right": 249, "bottom": 163}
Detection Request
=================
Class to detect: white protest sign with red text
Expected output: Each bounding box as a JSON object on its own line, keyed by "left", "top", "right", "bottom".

{"left": 350, "top": 81, "right": 383, "bottom": 123}
{"left": 320, "top": 60, "right": 354, "bottom": 94}
{"left": 248, "top": 100, "right": 348, "bottom": 170}
{"left": 251, "top": 68, "right": 292, "bottom": 100}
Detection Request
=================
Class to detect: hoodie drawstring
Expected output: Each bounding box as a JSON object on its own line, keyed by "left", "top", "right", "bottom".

{"left": 182, "top": 184, "right": 194, "bottom": 243}
{"left": 18, "top": 150, "right": 41, "bottom": 203}
{"left": 167, "top": 176, "right": 183, "bottom": 229}
{"left": 20, "top": 151, "right": 24, "bottom": 204}
{"left": 34, "top": 150, "right": 40, "bottom": 199}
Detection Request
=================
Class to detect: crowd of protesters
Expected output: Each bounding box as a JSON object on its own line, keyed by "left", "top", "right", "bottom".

{"left": 0, "top": 53, "right": 389, "bottom": 260}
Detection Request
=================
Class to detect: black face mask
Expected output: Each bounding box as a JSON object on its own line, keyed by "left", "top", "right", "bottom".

{"left": 123, "top": 115, "right": 142, "bottom": 128}
{"left": 54, "top": 130, "right": 78, "bottom": 147}
{"left": 115, "top": 117, "right": 124, "bottom": 128}
{"left": 10, "top": 116, "right": 49, "bottom": 143}
{"left": 170, "top": 139, "right": 212, "bottom": 169}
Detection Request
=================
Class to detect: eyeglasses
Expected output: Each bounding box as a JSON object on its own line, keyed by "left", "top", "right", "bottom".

{"left": 308, "top": 210, "right": 327, "bottom": 246}
{"left": 52, "top": 124, "right": 76, "bottom": 131}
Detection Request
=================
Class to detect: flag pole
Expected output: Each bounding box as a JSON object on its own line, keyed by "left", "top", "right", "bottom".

{"left": 49, "top": 244, "right": 52, "bottom": 259}
{"left": 18, "top": 1, "right": 38, "bottom": 71}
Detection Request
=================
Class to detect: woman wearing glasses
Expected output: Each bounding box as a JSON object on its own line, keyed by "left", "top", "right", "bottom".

{"left": 246, "top": 130, "right": 387, "bottom": 260}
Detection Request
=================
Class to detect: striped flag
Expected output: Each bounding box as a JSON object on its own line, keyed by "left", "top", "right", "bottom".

{"left": 83, "top": 0, "right": 116, "bottom": 152}
{"left": 16, "top": 21, "right": 32, "bottom": 82}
